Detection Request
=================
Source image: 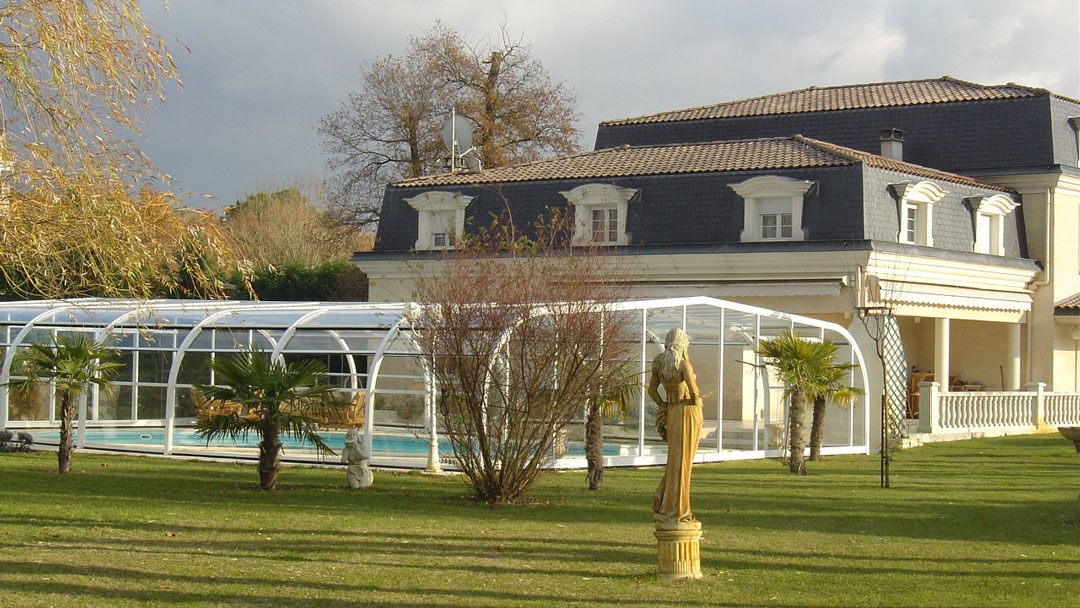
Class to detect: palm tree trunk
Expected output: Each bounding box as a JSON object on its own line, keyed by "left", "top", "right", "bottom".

{"left": 258, "top": 423, "right": 281, "bottom": 490}
{"left": 787, "top": 388, "right": 808, "bottom": 475}
{"left": 585, "top": 403, "right": 603, "bottom": 490}
{"left": 808, "top": 396, "right": 826, "bottom": 461}
{"left": 57, "top": 391, "right": 75, "bottom": 474}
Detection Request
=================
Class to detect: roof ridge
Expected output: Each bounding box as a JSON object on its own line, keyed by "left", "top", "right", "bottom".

{"left": 794, "top": 135, "right": 1012, "bottom": 191}
{"left": 392, "top": 138, "right": 811, "bottom": 186}
{"left": 601, "top": 76, "right": 1053, "bottom": 126}
{"left": 600, "top": 77, "right": 957, "bottom": 126}
{"left": 392, "top": 147, "right": 612, "bottom": 186}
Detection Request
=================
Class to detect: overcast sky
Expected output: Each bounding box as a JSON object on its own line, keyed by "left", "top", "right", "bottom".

{"left": 138, "top": 0, "right": 1080, "bottom": 208}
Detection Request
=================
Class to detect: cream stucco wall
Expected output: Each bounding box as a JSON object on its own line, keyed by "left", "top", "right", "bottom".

{"left": 358, "top": 239, "right": 1039, "bottom": 452}
{"left": 979, "top": 172, "right": 1080, "bottom": 391}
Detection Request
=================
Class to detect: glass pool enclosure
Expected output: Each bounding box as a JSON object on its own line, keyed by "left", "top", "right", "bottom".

{"left": 0, "top": 297, "right": 870, "bottom": 469}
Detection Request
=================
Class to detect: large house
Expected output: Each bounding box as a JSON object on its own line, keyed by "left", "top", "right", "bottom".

{"left": 357, "top": 77, "right": 1080, "bottom": 434}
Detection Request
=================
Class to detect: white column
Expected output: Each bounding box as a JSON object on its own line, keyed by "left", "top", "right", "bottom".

{"left": 917, "top": 381, "right": 940, "bottom": 433}
{"left": 935, "top": 318, "right": 950, "bottom": 391}
{"left": 1005, "top": 323, "right": 1021, "bottom": 390}
{"left": 1026, "top": 382, "right": 1046, "bottom": 428}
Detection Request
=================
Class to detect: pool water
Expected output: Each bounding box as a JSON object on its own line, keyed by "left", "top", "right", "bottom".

{"left": 34, "top": 427, "right": 620, "bottom": 457}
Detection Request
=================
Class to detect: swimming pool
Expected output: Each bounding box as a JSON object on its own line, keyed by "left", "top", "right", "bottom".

{"left": 32, "top": 427, "right": 624, "bottom": 457}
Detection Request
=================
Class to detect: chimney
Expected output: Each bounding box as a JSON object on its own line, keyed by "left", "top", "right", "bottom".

{"left": 879, "top": 128, "right": 904, "bottom": 161}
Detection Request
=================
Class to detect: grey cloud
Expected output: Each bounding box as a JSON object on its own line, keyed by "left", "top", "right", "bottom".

{"left": 135, "top": 0, "right": 1079, "bottom": 208}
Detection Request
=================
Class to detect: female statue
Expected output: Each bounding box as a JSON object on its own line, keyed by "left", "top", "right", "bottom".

{"left": 648, "top": 327, "right": 703, "bottom": 528}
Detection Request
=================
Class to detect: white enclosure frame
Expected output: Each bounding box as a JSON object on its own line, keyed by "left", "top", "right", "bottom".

{"left": 0, "top": 296, "right": 870, "bottom": 469}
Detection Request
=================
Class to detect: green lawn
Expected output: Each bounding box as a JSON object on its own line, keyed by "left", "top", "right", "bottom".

{"left": 1, "top": 434, "right": 1077, "bottom": 607}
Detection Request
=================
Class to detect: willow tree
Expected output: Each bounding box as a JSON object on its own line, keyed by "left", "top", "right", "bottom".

{"left": 0, "top": 0, "right": 178, "bottom": 195}
{"left": 1, "top": 187, "right": 247, "bottom": 300}
{"left": 0, "top": 2, "right": 244, "bottom": 299}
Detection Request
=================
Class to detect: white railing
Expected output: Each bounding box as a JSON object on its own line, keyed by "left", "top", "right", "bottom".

{"left": 1045, "top": 392, "right": 1080, "bottom": 426}
{"left": 918, "top": 382, "right": 1080, "bottom": 433}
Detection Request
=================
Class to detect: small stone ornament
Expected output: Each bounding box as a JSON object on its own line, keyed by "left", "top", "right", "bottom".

{"left": 341, "top": 428, "right": 373, "bottom": 489}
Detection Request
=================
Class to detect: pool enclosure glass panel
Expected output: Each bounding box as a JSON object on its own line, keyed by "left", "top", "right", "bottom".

{"left": 0, "top": 297, "right": 870, "bottom": 469}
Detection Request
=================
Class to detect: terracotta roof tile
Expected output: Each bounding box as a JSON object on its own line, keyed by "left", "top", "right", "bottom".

{"left": 393, "top": 138, "right": 850, "bottom": 187}
{"left": 793, "top": 136, "right": 1010, "bottom": 191}
{"left": 602, "top": 77, "right": 1055, "bottom": 126}
{"left": 1057, "top": 293, "right": 1080, "bottom": 310}
{"left": 392, "top": 136, "right": 1010, "bottom": 192}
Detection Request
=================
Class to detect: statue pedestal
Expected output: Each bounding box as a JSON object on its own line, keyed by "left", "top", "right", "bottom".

{"left": 654, "top": 521, "right": 702, "bottom": 580}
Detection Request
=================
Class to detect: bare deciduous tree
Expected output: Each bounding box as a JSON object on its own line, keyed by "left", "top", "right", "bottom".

{"left": 318, "top": 22, "right": 582, "bottom": 230}
{"left": 225, "top": 179, "right": 372, "bottom": 271}
{"left": 410, "top": 213, "right": 628, "bottom": 504}
{"left": 415, "top": 23, "right": 582, "bottom": 169}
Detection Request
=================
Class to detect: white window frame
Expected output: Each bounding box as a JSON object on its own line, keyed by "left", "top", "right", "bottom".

{"left": 560, "top": 184, "right": 637, "bottom": 247}
{"left": 729, "top": 175, "right": 813, "bottom": 242}
{"left": 890, "top": 181, "right": 947, "bottom": 247}
{"left": 589, "top": 205, "right": 619, "bottom": 245}
{"left": 404, "top": 190, "right": 474, "bottom": 250}
{"left": 758, "top": 198, "right": 794, "bottom": 240}
{"left": 967, "top": 194, "right": 1018, "bottom": 256}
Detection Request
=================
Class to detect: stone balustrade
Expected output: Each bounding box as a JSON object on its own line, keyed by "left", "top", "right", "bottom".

{"left": 917, "top": 382, "right": 1080, "bottom": 434}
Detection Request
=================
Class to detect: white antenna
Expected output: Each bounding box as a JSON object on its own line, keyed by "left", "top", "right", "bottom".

{"left": 441, "top": 110, "right": 478, "bottom": 172}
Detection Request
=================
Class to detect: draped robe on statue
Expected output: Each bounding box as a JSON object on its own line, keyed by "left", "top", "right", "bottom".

{"left": 649, "top": 353, "right": 703, "bottom": 528}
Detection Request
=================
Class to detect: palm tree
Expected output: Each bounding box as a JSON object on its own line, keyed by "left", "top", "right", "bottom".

{"left": 584, "top": 369, "right": 637, "bottom": 491}
{"left": 195, "top": 350, "right": 342, "bottom": 490}
{"left": 808, "top": 360, "right": 861, "bottom": 461}
{"left": 756, "top": 330, "right": 859, "bottom": 475}
{"left": 8, "top": 335, "right": 120, "bottom": 474}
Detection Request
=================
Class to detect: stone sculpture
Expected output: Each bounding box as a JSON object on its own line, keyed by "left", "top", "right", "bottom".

{"left": 0, "top": 430, "right": 33, "bottom": 452}
{"left": 341, "top": 428, "right": 373, "bottom": 489}
{"left": 647, "top": 327, "right": 703, "bottom": 579}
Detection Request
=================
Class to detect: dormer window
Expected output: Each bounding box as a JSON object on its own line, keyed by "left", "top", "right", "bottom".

{"left": 890, "top": 181, "right": 947, "bottom": 247}
{"left": 967, "top": 194, "right": 1018, "bottom": 256}
{"left": 902, "top": 203, "right": 919, "bottom": 244}
{"left": 404, "top": 191, "right": 474, "bottom": 250}
{"left": 729, "top": 175, "right": 813, "bottom": 242}
{"left": 759, "top": 199, "right": 793, "bottom": 240}
{"left": 430, "top": 210, "right": 455, "bottom": 248}
{"left": 560, "top": 184, "right": 637, "bottom": 246}
{"left": 591, "top": 206, "right": 619, "bottom": 244}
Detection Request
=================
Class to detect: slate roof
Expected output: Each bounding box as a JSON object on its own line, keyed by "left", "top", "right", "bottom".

{"left": 601, "top": 76, "right": 1067, "bottom": 126}
{"left": 392, "top": 135, "right": 1010, "bottom": 192}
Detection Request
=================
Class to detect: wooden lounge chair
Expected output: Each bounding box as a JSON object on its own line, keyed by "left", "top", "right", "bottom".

{"left": 190, "top": 387, "right": 244, "bottom": 417}
{"left": 318, "top": 390, "right": 366, "bottom": 430}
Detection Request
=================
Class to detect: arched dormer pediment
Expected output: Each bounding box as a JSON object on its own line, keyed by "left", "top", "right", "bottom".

{"left": 404, "top": 190, "right": 474, "bottom": 212}
{"left": 729, "top": 175, "right": 814, "bottom": 198}
{"left": 560, "top": 183, "right": 637, "bottom": 206}
{"left": 966, "top": 193, "right": 1019, "bottom": 216}
{"left": 889, "top": 180, "right": 947, "bottom": 205}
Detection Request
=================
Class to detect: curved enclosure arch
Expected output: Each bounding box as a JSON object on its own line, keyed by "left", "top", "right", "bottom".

{"left": 0, "top": 297, "right": 869, "bottom": 469}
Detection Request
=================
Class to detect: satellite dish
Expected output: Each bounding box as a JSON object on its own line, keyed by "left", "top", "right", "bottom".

{"left": 441, "top": 112, "right": 473, "bottom": 155}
